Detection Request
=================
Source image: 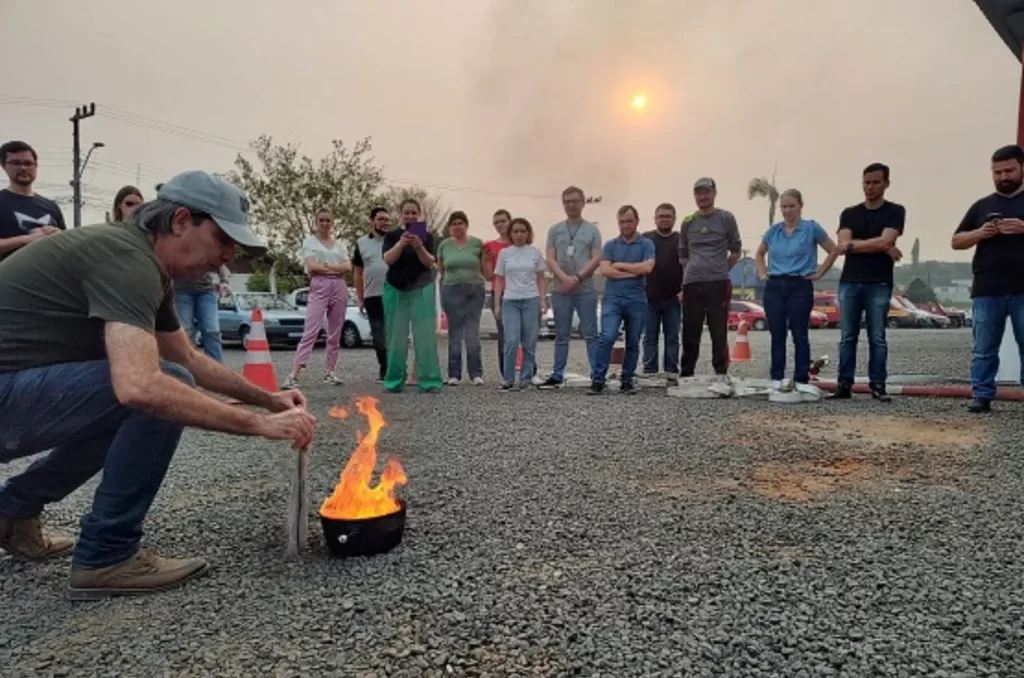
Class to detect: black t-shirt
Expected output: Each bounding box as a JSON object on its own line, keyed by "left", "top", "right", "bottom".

{"left": 0, "top": 189, "right": 67, "bottom": 261}
{"left": 642, "top": 229, "right": 683, "bottom": 303}
{"left": 381, "top": 227, "right": 437, "bottom": 291}
{"left": 954, "top": 191, "right": 1024, "bottom": 298}
{"left": 838, "top": 201, "right": 906, "bottom": 286}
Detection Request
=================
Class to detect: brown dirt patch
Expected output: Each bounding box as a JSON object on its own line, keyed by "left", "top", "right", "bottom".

{"left": 749, "top": 458, "right": 874, "bottom": 502}
{"left": 736, "top": 412, "right": 985, "bottom": 449}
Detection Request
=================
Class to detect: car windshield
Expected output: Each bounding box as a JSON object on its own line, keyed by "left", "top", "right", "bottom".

{"left": 897, "top": 297, "right": 920, "bottom": 311}
{"left": 744, "top": 302, "right": 765, "bottom": 313}
{"left": 235, "top": 294, "right": 296, "bottom": 311}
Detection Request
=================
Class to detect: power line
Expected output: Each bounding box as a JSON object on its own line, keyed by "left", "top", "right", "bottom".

{"left": 1, "top": 94, "right": 565, "bottom": 200}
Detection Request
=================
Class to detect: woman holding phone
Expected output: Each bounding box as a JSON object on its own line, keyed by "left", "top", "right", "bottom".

{"left": 284, "top": 208, "right": 351, "bottom": 388}
{"left": 437, "top": 211, "right": 486, "bottom": 385}
{"left": 754, "top": 189, "right": 838, "bottom": 387}
{"left": 494, "top": 217, "right": 548, "bottom": 390}
{"left": 381, "top": 198, "right": 443, "bottom": 393}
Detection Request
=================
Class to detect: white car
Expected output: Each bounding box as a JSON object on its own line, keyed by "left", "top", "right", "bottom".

{"left": 287, "top": 287, "right": 373, "bottom": 349}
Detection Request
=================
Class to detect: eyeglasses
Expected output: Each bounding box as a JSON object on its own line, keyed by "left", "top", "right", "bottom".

{"left": 5, "top": 160, "right": 36, "bottom": 168}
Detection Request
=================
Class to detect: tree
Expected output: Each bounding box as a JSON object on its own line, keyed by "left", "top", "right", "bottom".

{"left": 747, "top": 176, "right": 780, "bottom": 226}
{"left": 904, "top": 277, "right": 938, "bottom": 304}
{"left": 911, "top": 237, "right": 921, "bottom": 267}
{"left": 227, "top": 135, "right": 385, "bottom": 256}
{"left": 378, "top": 184, "right": 453, "bottom": 239}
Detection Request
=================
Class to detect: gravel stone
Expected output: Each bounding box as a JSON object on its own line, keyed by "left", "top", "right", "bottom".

{"left": 2, "top": 329, "right": 1022, "bottom": 677}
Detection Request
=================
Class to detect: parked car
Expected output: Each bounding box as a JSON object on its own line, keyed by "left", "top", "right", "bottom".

{"left": 813, "top": 293, "right": 841, "bottom": 328}
{"left": 729, "top": 301, "right": 768, "bottom": 331}
{"left": 217, "top": 292, "right": 310, "bottom": 347}
{"left": 809, "top": 309, "right": 829, "bottom": 329}
{"left": 894, "top": 295, "right": 950, "bottom": 329}
{"left": 287, "top": 287, "right": 372, "bottom": 349}
{"left": 915, "top": 301, "right": 966, "bottom": 328}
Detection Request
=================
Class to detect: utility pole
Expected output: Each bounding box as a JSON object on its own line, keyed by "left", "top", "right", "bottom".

{"left": 70, "top": 102, "right": 97, "bottom": 228}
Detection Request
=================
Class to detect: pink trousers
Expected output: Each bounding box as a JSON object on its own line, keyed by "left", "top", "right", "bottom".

{"left": 293, "top": 275, "right": 348, "bottom": 371}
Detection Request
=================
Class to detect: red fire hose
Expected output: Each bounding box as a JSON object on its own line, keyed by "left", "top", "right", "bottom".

{"left": 812, "top": 380, "right": 1024, "bottom": 401}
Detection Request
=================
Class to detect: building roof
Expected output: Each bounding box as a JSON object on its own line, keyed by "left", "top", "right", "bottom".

{"left": 974, "top": 0, "right": 1024, "bottom": 62}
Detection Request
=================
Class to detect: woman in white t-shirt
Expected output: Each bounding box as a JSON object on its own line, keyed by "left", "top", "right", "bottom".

{"left": 284, "top": 209, "right": 351, "bottom": 388}
{"left": 493, "top": 218, "right": 548, "bottom": 390}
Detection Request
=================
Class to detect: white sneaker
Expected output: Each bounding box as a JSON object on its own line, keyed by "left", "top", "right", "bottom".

{"left": 322, "top": 372, "right": 343, "bottom": 385}
{"left": 768, "top": 380, "right": 782, "bottom": 391}
{"left": 531, "top": 374, "right": 545, "bottom": 386}
{"left": 707, "top": 374, "right": 734, "bottom": 397}
{"left": 446, "top": 378, "right": 460, "bottom": 386}
{"left": 472, "top": 377, "right": 484, "bottom": 386}
{"left": 282, "top": 375, "right": 298, "bottom": 390}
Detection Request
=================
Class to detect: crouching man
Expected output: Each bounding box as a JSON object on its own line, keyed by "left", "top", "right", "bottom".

{"left": 0, "top": 171, "right": 317, "bottom": 600}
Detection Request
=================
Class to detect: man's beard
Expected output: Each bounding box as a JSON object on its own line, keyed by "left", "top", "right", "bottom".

{"left": 996, "top": 178, "right": 1022, "bottom": 196}
{"left": 656, "top": 224, "right": 674, "bottom": 234}
{"left": 13, "top": 173, "right": 32, "bottom": 186}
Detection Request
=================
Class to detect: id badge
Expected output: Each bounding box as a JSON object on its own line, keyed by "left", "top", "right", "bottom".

{"left": 566, "top": 245, "right": 575, "bottom": 256}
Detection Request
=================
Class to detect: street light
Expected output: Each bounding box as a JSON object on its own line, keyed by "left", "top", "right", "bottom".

{"left": 70, "top": 142, "right": 104, "bottom": 227}
{"left": 81, "top": 141, "right": 105, "bottom": 175}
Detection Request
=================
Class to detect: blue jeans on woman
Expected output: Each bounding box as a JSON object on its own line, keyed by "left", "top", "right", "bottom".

{"left": 762, "top": 276, "right": 814, "bottom": 382}
{"left": 175, "top": 290, "right": 223, "bottom": 362}
{"left": 837, "top": 282, "right": 892, "bottom": 387}
{"left": 0, "top": 360, "right": 190, "bottom": 568}
{"left": 970, "top": 293, "right": 1024, "bottom": 400}
{"left": 441, "top": 283, "right": 485, "bottom": 380}
{"left": 501, "top": 297, "right": 541, "bottom": 385}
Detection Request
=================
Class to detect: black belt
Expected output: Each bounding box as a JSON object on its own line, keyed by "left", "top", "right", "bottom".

{"left": 767, "top": 275, "right": 808, "bottom": 281}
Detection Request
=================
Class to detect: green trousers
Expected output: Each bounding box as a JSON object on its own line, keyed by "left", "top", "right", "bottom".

{"left": 383, "top": 282, "right": 443, "bottom": 392}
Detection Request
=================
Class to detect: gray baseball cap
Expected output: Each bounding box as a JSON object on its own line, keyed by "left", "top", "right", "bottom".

{"left": 157, "top": 170, "right": 265, "bottom": 253}
{"left": 693, "top": 177, "right": 717, "bottom": 191}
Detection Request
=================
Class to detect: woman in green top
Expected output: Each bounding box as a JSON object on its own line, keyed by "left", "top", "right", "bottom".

{"left": 437, "top": 211, "right": 486, "bottom": 385}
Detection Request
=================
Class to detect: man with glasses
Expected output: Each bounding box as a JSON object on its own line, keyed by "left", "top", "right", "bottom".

{"left": 539, "top": 185, "right": 602, "bottom": 388}
{"left": 0, "top": 170, "right": 316, "bottom": 599}
{"left": 0, "top": 140, "right": 66, "bottom": 262}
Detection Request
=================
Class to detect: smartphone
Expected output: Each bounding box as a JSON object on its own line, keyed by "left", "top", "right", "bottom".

{"left": 406, "top": 221, "right": 429, "bottom": 241}
{"left": 984, "top": 212, "right": 1004, "bottom": 222}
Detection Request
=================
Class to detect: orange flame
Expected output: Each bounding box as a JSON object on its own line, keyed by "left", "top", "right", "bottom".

{"left": 320, "top": 396, "right": 407, "bottom": 520}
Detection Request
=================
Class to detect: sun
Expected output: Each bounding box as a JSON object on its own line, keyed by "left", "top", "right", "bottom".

{"left": 630, "top": 94, "right": 647, "bottom": 111}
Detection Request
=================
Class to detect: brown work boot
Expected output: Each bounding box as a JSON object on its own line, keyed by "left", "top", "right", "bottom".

{"left": 68, "top": 549, "right": 208, "bottom": 601}
{"left": 0, "top": 514, "right": 75, "bottom": 561}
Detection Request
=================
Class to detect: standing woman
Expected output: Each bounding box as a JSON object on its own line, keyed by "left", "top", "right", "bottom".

{"left": 284, "top": 209, "right": 351, "bottom": 388}
{"left": 755, "top": 189, "right": 839, "bottom": 387}
{"left": 111, "top": 185, "right": 143, "bottom": 224}
{"left": 494, "top": 218, "right": 548, "bottom": 390}
{"left": 483, "top": 209, "right": 513, "bottom": 376}
{"left": 381, "top": 198, "right": 444, "bottom": 393}
{"left": 437, "top": 211, "right": 486, "bottom": 385}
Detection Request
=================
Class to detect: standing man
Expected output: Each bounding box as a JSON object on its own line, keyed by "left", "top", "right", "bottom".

{"left": 952, "top": 144, "right": 1024, "bottom": 413}
{"left": 590, "top": 205, "right": 655, "bottom": 395}
{"left": 830, "top": 163, "right": 905, "bottom": 402}
{"left": 679, "top": 178, "right": 742, "bottom": 384}
{"left": 642, "top": 202, "right": 683, "bottom": 385}
{"left": 0, "top": 171, "right": 316, "bottom": 598}
{"left": 483, "top": 209, "right": 513, "bottom": 377}
{"left": 539, "top": 185, "right": 602, "bottom": 389}
{"left": 353, "top": 206, "right": 391, "bottom": 381}
{"left": 0, "top": 141, "right": 65, "bottom": 262}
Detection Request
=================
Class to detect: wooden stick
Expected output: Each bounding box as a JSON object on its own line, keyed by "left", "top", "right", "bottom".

{"left": 285, "top": 445, "right": 310, "bottom": 558}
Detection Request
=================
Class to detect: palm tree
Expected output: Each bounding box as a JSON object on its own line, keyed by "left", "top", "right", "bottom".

{"left": 747, "top": 176, "right": 780, "bottom": 226}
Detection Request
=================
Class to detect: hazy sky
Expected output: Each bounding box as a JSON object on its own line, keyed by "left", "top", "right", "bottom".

{"left": 0, "top": 0, "right": 1019, "bottom": 262}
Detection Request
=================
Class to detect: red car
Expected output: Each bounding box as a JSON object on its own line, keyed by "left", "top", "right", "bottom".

{"left": 809, "top": 309, "right": 829, "bottom": 328}
{"left": 813, "top": 293, "right": 840, "bottom": 327}
{"left": 729, "top": 301, "right": 768, "bottom": 331}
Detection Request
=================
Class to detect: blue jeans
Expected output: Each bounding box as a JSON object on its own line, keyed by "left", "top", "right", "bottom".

{"left": 550, "top": 289, "right": 599, "bottom": 381}
{"left": 970, "top": 294, "right": 1024, "bottom": 400}
{"left": 642, "top": 298, "right": 681, "bottom": 374}
{"left": 441, "top": 283, "right": 485, "bottom": 380}
{"left": 501, "top": 297, "right": 541, "bottom": 385}
{"left": 0, "top": 360, "right": 190, "bottom": 568}
{"left": 591, "top": 295, "right": 646, "bottom": 385}
{"left": 175, "top": 290, "right": 223, "bottom": 362}
{"left": 837, "top": 282, "right": 892, "bottom": 386}
{"left": 762, "top": 277, "right": 814, "bottom": 382}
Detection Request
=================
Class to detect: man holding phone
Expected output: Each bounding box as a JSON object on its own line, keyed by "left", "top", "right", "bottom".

{"left": 952, "top": 144, "right": 1024, "bottom": 413}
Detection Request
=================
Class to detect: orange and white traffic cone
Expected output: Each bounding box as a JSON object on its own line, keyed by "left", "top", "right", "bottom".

{"left": 242, "top": 308, "right": 280, "bottom": 391}
{"left": 516, "top": 346, "right": 523, "bottom": 371}
{"left": 730, "top": 320, "right": 752, "bottom": 363}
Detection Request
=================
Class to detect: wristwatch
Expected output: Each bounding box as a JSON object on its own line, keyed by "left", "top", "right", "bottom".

{"left": 845, "top": 242, "right": 854, "bottom": 255}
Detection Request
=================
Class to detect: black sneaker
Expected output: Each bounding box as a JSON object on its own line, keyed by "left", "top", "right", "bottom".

{"left": 586, "top": 382, "right": 606, "bottom": 396}
{"left": 537, "top": 377, "right": 564, "bottom": 390}
{"left": 620, "top": 382, "right": 638, "bottom": 395}
{"left": 869, "top": 383, "right": 892, "bottom": 403}
{"left": 828, "top": 383, "right": 853, "bottom": 400}
{"left": 499, "top": 383, "right": 515, "bottom": 392}
{"left": 967, "top": 398, "right": 991, "bottom": 413}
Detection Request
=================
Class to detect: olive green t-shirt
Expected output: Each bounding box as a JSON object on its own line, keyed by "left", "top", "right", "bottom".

{"left": 437, "top": 236, "right": 484, "bottom": 286}
{"left": 0, "top": 222, "right": 180, "bottom": 373}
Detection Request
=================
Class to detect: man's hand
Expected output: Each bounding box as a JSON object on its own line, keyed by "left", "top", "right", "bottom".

{"left": 677, "top": 290, "right": 685, "bottom": 305}
{"left": 255, "top": 408, "right": 318, "bottom": 450}
{"left": 996, "top": 218, "right": 1024, "bottom": 235}
{"left": 540, "top": 298, "right": 549, "bottom": 315}
{"left": 836, "top": 237, "right": 851, "bottom": 254}
{"left": 269, "top": 389, "right": 308, "bottom": 413}
{"left": 27, "top": 226, "right": 58, "bottom": 242}
{"left": 980, "top": 223, "right": 1000, "bottom": 239}
{"left": 887, "top": 245, "right": 903, "bottom": 262}
{"left": 558, "top": 276, "right": 580, "bottom": 294}
{"left": 493, "top": 305, "right": 501, "bottom": 321}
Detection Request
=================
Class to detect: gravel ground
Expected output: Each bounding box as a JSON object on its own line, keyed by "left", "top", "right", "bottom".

{"left": 3, "top": 328, "right": 1023, "bottom": 678}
